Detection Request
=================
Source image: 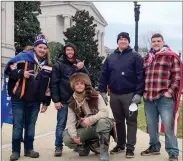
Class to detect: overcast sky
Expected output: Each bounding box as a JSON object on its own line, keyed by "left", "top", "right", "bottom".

{"left": 94, "top": 2, "right": 182, "bottom": 52}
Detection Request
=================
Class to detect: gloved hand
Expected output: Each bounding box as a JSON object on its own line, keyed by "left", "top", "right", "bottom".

{"left": 101, "top": 92, "right": 108, "bottom": 105}
{"left": 132, "top": 94, "right": 141, "bottom": 104}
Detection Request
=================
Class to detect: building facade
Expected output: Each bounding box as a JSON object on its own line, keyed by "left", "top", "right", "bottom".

{"left": 1, "top": 2, "right": 15, "bottom": 76}
{"left": 37, "top": 1, "right": 107, "bottom": 57}
{"left": 1, "top": 1, "right": 107, "bottom": 80}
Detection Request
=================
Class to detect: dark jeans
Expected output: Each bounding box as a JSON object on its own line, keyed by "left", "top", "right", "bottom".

{"left": 12, "top": 100, "right": 40, "bottom": 153}
{"left": 144, "top": 96, "right": 179, "bottom": 156}
{"left": 110, "top": 92, "right": 137, "bottom": 151}
{"left": 55, "top": 104, "right": 68, "bottom": 148}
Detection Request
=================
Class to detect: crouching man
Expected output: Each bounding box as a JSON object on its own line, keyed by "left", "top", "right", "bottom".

{"left": 63, "top": 72, "right": 113, "bottom": 161}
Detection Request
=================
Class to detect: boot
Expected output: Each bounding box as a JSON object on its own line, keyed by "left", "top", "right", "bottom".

{"left": 54, "top": 147, "right": 62, "bottom": 157}
{"left": 77, "top": 144, "right": 90, "bottom": 156}
{"left": 86, "top": 139, "right": 100, "bottom": 154}
{"left": 24, "top": 150, "right": 39, "bottom": 158}
{"left": 99, "top": 132, "right": 110, "bottom": 161}
{"left": 10, "top": 152, "right": 20, "bottom": 161}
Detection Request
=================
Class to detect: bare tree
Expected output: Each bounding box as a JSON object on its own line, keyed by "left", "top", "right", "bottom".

{"left": 138, "top": 30, "right": 162, "bottom": 57}
{"left": 139, "top": 30, "right": 162, "bottom": 49}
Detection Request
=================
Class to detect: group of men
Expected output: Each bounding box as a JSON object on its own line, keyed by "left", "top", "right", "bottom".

{"left": 5, "top": 32, "right": 182, "bottom": 161}
{"left": 51, "top": 32, "right": 182, "bottom": 161}
{"left": 97, "top": 32, "right": 182, "bottom": 161}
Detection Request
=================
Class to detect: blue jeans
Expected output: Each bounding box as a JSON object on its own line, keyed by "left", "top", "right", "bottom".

{"left": 144, "top": 96, "right": 179, "bottom": 156}
{"left": 55, "top": 104, "right": 68, "bottom": 148}
{"left": 12, "top": 100, "right": 40, "bottom": 153}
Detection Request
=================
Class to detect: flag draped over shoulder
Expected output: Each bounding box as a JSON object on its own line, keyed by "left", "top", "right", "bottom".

{"left": 156, "top": 51, "right": 183, "bottom": 136}
{"left": 145, "top": 48, "right": 183, "bottom": 136}
{"left": 1, "top": 51, "right": 36, "bottom": 126}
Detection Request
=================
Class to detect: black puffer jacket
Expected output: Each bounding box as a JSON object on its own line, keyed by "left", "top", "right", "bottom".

{"left": 50, "top": 42, "right": 88, "bottom": 103}
{"left": 50, "top": 57, "right": 88, "bottom": 103}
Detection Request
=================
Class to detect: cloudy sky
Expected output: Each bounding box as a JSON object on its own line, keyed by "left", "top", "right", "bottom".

{"left": 94, "top": 2, "right": 182, "bottom": 52}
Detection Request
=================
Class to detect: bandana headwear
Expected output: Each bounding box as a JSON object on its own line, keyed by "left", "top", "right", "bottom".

{"left": 34, "top": 34, "right": 48, "bottom": 47}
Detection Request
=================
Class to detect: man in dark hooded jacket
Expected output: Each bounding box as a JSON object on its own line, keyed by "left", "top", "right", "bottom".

{"left": 50, "top": 42, "right": 88, "bottom": 157}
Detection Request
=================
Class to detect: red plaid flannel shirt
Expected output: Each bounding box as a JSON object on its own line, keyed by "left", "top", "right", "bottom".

{"left": 144, "top": 49, "right": 180, "bottom": 101}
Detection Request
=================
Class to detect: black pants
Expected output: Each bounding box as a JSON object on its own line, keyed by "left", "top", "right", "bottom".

{"left": 110, "top": 92, "right": 137, "bottom": 151}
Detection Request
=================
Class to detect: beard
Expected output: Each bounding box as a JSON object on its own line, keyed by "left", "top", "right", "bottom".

{"left": 75, "top": 89, "right": 85, "bottom": 94}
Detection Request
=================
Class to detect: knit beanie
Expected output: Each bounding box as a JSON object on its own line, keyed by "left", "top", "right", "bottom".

{"left": 117, "top": 32, "right": 130, "bottom": 43}
{"left": 34, "top": 34, "right": 48, "bottom": 47}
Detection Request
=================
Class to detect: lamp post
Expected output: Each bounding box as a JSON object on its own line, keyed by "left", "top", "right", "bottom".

{"left": 134, "top": 1, "right": 140, "bottom": 52}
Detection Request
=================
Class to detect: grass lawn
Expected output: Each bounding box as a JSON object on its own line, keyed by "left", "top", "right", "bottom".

{"left": 137, "top": 100, "right": 183, "bottom": 139}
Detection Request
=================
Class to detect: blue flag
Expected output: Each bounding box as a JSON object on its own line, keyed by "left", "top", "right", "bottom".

{"left": 1, "top": 77, "right": 13, "bottom": 125}
{"left": 1, "top": 50, "right": 37, "bottom": 126}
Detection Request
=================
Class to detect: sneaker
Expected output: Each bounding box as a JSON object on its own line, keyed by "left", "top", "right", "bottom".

{"left": 10, "top": 152, "right": 20, "bottom": 161}
{"left": 54, "top": 147, "right": 62, "bottom": 157}
{"left": 24, "top": 150, "right": 39, "bottom": 158}
{"left": 78, "top": 144, "right": 90, "bottom": 156}
{"left": 126, "top": 149, "right": 134, "bottom": 158}
{"left": 169, "top": 154, "right": 178, "bottom": 161}
{"left": 141, "top": 146, "right": 160, "bottom": 156}
{"left": 110, "top": 145, "right": 125, "bottom": 155}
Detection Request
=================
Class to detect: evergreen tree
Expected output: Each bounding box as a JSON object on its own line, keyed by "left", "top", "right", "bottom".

{"left": 14, "top": 1, "right": 42, "bottom": 54}
{"left": 48, "top": 41, "right": 64, "bottom": 65}
{"left": 63, "top": 10, "right": 104, "bottom": 87}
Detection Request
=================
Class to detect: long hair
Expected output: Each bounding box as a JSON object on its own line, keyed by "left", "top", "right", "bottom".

{"left": 24, "top": 46, "right": 51, "bottom": 65}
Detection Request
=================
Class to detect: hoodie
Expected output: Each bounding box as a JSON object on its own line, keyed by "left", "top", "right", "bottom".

{"left": 51, "top": 42, "right": 88, "bottom": 103}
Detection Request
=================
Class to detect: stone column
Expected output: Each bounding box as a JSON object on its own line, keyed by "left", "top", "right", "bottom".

{"left": 101, "top": 32, "right": 105, "bottom": 57}
{"left": 1, "top": 2, "right": 15, "bottom": 86}
{"left": 70, "top": 17, "right": 75, "bottom": 27}
{"left": 97, "top": 30, "right": 102, "bottom": 56}
{"left": 1, "top": 2, "right": 15, "bottom": 70}
{"left": 63, "top": 14, "right": 71, "bottom": 31}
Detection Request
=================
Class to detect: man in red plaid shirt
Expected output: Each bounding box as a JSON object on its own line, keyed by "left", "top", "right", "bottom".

{"left": 141, "top": 33, "right": 183, "bottom": 161}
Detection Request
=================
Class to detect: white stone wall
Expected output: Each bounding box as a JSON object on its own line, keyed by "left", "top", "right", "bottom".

{"left": 1, "top": 2, "right": 15, "bottom": 74}
{"left": 38, "top": 2, "right": 107, "bottom": 57}
{"left": 37, "top": 4, "right": 75, "bottom": 44}
{"left": 56, "top": 16, "right": 65, "bottom": 44}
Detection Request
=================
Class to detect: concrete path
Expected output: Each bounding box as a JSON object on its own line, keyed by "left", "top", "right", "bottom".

{"left": 1, "top": 102, "right": 182, "bottom": 161}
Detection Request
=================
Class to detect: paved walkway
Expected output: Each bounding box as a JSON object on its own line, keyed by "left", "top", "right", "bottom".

{"left": 2, "top": 102, "right": 182, "bottom": 161}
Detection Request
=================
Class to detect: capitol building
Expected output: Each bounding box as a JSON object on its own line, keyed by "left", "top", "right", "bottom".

{"left": 1, "top": 1, "right": 108, "bottom": 77}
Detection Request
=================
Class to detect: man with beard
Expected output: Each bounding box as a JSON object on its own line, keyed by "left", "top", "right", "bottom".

{"left": 63, "top": 72, "right": 113, "bottom": 161}
{"left": 51, "top": 42, "right": 88, "bottom": 157}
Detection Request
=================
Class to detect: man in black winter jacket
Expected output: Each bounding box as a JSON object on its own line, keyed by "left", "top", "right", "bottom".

{"left": 5, "top": 34, "right": 51, "bottom": 161}
{"left": 50, "top": 42, "right": 88, "bottom": 157}
{"left": 98, "top": 32, "right": 145, "bottom": 158}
